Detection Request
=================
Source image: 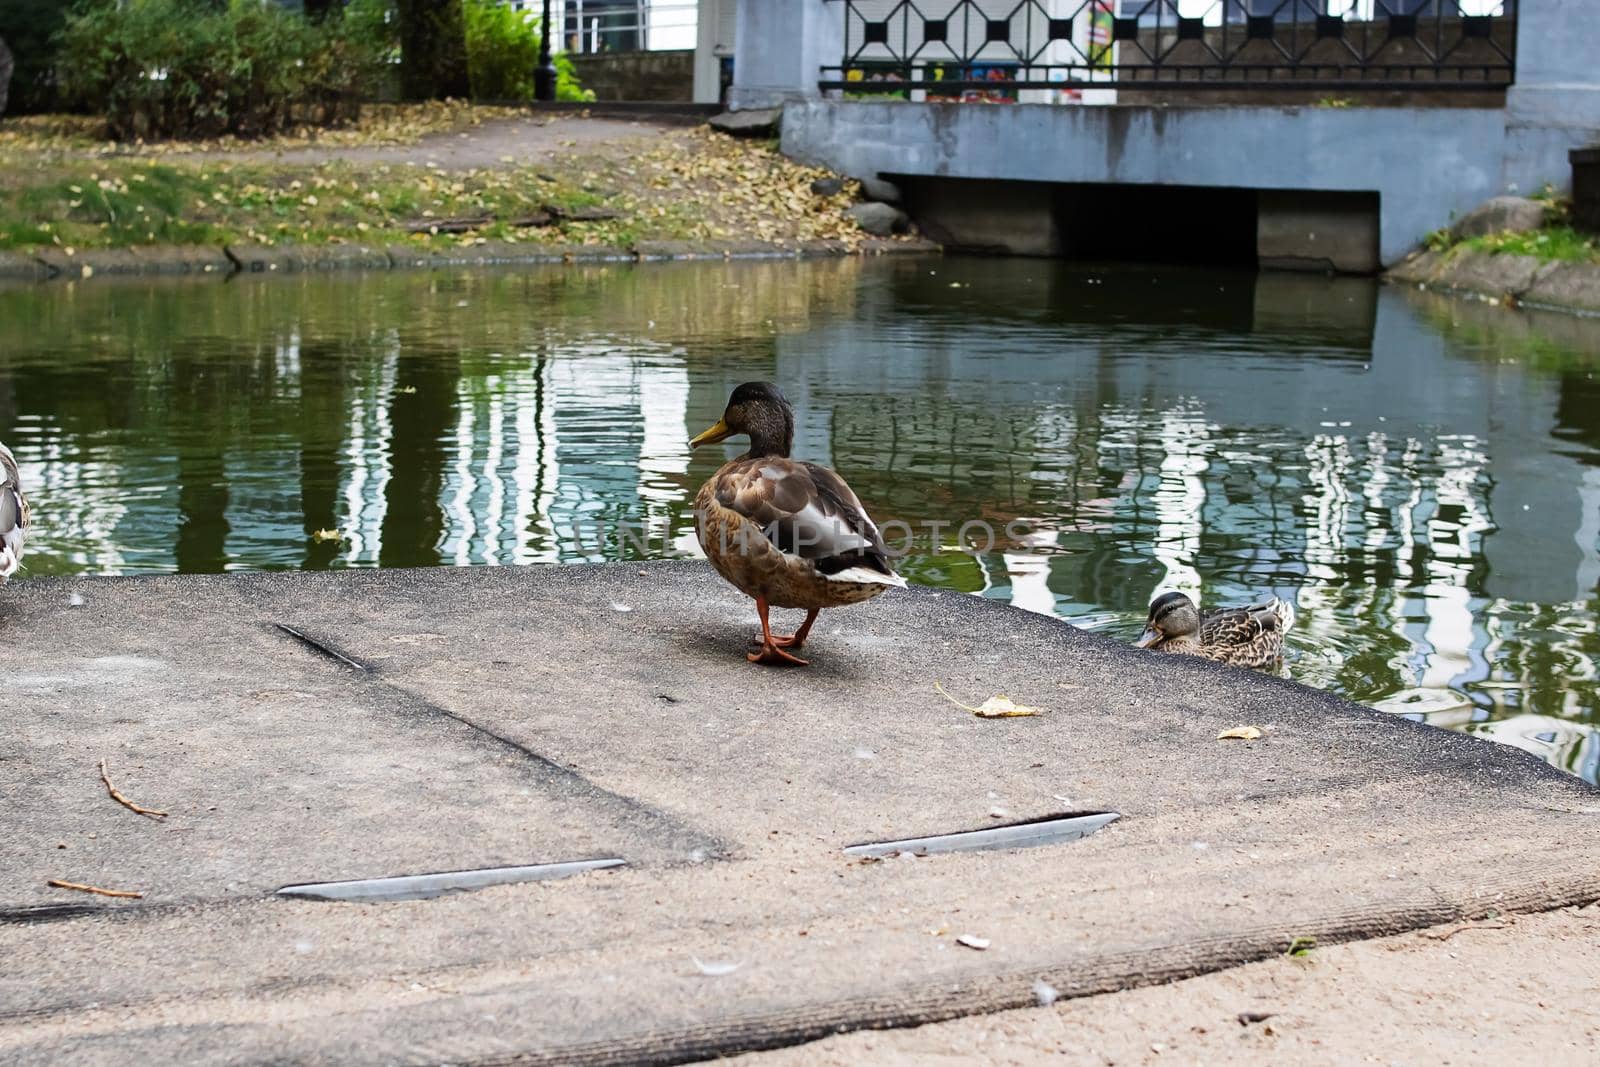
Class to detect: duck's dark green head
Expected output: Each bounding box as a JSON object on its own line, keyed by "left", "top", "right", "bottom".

{"left": 690, "top": 381, "right": 795, "bottom": 458}
{"left": 1137, "top": 591, "right": 1201, "bottom": 647}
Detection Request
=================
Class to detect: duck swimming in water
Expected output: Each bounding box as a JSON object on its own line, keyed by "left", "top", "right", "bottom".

{"left": 1135, "top": 591, "right": 1294, "bottom": 670}
{"left": 1, "top": 442, "right": 28, "bottom": 584}
{"left": 690, "top": 382, "right": 904, "bottom": 666}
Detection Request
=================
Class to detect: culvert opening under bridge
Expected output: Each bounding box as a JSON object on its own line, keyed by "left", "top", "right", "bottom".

{"left": 893, "top": 176, "right": 1381, "bottom": 274}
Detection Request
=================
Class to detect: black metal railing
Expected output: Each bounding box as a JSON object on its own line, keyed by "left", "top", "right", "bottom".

{"left": 819, "top": 1, "right": 1517, "bottom": 96}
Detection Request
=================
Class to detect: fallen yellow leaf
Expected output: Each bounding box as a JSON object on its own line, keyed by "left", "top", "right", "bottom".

{"left": 974, "top": 696, "right": 1042, "bottom": 718}
{"left": 934, "top": 680, "right": 1043, "bottom": 718}
{"left": 1218, "top": 726, "right": 1264, "bottom": 741}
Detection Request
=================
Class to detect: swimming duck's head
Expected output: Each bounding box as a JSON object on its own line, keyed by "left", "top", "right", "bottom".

{"left": 1136, "top": 591, "right": 1201, "bottom": 647}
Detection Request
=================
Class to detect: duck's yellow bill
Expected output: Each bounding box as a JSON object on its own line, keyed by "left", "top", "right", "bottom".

{"left": 690, "top": 418, "right": 733, "bottom": 448}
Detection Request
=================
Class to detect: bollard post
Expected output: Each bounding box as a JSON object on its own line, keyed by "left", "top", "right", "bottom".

{"left": 534, "top": 0, "right": 557, "bottom": 102}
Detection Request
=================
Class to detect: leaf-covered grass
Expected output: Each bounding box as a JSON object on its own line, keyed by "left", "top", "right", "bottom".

{"left": 0, "top": 157, "right": 622, "bottom": 251}
{"left": 2, "top": 166, "right": 224, "bottom": 248}
{"left": 0, "top": 124, "right": 874, "bottom": 255}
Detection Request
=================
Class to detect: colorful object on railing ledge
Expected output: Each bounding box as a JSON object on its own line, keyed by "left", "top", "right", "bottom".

{"left": 824, "top": 0, "right": 1517, "bottom": 93}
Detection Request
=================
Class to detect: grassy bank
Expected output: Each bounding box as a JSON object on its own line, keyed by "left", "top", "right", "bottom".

{"left": 1394, "top": 193, "right": 1600, "bottom": 315}
{"left": 1426, "top": 192, "right": 1599, "bottom": 265}
{"left": 0, "top": 157, "right": 625, "bottom": 251}
{"left": 0, "top": 105, "right": 872, "bottom": 257}
{"left": 1448, "top": 225, "right": 1599, "bottom": 264}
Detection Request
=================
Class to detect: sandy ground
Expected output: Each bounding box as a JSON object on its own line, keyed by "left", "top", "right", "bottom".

{"left": 731, "top": 905, "right": 1600, "bottom": 1067}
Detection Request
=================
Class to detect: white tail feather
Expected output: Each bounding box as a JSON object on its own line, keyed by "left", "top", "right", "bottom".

{"left": 0, "top": 526, "right": 22, "bottom": 579}
{"left": 1249, "top": 596, "right": 1294, "bottom": 633}
{"left": 1, "top": 445, "right": 23, "bottom": 582}
{"left": 824, "top": 565, "right": 906, "bottom": 588}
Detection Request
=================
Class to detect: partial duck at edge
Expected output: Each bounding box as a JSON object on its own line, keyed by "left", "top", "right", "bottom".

{"left": 0, "top": 442, "right": 28, "bottom": 585}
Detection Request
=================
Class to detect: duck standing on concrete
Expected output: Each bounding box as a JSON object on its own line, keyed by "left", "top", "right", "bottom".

{"left": 690, "top": 382, "right": 904, "bottom": 666}
{"left": 1, "top": 442, "right": 28, "bottom": 584}
{"left": 1135, "top": 591, "right": 1294, "bottom": 670}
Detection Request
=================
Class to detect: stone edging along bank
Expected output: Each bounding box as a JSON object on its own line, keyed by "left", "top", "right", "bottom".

{"left": 1385, "top": 248, "right": 1600, "bottom": 316}
{"left": 0, "top": 237, "right": 943, "bottom": 284}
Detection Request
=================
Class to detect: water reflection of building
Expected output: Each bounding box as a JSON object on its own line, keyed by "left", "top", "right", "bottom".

{"left": 758, "top": 262, "right": 1600, "bottom": 784}
{"left": 346, "top": 346, "right": 697, "bottom": 568}
{"left": 339, "top": 344, "right": 398, "bottom": 566}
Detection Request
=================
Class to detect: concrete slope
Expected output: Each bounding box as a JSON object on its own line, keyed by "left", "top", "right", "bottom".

{"left": 2, "top": 562, "right": 1596, "bottom": 1064}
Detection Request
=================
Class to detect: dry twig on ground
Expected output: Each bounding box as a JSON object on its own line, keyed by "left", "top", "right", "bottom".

{"left": 47, "top": 879, "right": 144, "bottom": 899}
{"left": 99, "top": 758, "right": 168, "bottom": 819}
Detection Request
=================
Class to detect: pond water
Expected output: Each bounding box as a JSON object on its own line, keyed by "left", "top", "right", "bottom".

{"left": 3, "top": 257, "right": 1598, "bottom": 783}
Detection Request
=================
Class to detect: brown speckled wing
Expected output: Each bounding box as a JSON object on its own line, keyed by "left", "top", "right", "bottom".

{"left": 714, "top": 458, "right": 891, "bottom": 573}
{"left": 1199, "top": 606, "right": 1283, "bottom": 668}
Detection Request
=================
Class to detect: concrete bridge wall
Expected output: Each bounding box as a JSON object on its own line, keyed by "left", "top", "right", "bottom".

{"left": 780, "top": 101, "right": 1506, "bottom": 268}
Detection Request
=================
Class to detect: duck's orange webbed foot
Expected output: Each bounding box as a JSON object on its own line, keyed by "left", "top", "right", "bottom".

{"left": 747, "top": 642, "right": 809, "bottom": 667}
{"left": 749, "top": 630, "right": 803, "bottom": 648}
{"left": 747, "top": 599, "right": 816, "bottom": 667}
{"left": 764, "top": 607, "right": 819, "bottom": 650}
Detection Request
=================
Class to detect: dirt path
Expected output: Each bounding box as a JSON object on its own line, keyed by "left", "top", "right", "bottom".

{"left": 214, "top": 115, "right": 679, "bottom": 170}
{"left": 731, "top": 905, "right": 1600, "bottom": 1067}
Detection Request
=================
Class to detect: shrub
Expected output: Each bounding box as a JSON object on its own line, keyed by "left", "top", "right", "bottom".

{"left": 463, "top": 0, "right": 591, "bottom": 103}
{"left": 57, "top": 0, "right": 388, "bottom": 140}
